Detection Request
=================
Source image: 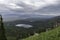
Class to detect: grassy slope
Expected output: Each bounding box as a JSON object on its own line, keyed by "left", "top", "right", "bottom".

{"left": 23, "top": 26, "right": 60, "bottom": 40}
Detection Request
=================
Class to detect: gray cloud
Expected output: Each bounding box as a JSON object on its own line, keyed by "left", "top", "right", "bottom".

{"left": 0, "top": 0, "right": 60, "bottom": 12}
{"left": 0, "top": 0, "right": 60, "bottom": 21}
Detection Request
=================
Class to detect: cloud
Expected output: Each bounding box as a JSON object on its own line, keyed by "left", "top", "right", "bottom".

{"left": 0, "top": 0, "right": 59, "bottom": 14}
{"left": 0, "top": 0, "right": 60, "bottom": 21}
{"left": 12, "top": 0, "right": 59, "bottom": 11}
{"left": 0, "top": 0, "right": 59, "bottom": 11}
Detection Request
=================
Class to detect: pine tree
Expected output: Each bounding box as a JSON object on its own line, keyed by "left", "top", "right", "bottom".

{"left": 0, "top": 15, "right": 7, "bottom": 40}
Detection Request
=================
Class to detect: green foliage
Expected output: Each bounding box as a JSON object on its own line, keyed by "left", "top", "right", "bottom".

{"left": 4, "top": 16, "right": 60, "bottom": 40}
{"left": 7, "top": 37, "right": 16, "bottom": 40}
{"left": 0, "top": 15, "right": 7, "bottom": 40}
{"left": 24, "top": 26, "right": 60, "bottom": 40}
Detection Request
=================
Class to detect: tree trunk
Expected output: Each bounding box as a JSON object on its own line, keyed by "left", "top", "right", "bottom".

{"left": 0, "top": 15, "right": 7, "bottom": 40}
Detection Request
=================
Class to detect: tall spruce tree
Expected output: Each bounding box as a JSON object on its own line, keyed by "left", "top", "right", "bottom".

{"left": 0, "top": 15, "right": 7, "bottom": 40}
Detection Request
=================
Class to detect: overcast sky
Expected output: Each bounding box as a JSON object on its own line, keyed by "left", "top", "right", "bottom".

{"left": 0, "top": 0, "right": 60, "bottom": 21}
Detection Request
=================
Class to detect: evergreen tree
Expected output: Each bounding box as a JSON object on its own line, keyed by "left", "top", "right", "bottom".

{"left": 0, "top": 15, "right": 7, "bottom": 40}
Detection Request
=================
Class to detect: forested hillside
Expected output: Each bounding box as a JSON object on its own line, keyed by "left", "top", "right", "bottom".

{"left": 24, "top": 26, "right": 60, "bottom": 40}
{"left": 23, "top": 16, "right": 60, "bottom": 40}
{"left": 0, "top": 15, "right": 60, "bottom": 40}
{"left": 5, "top": 16, "right": 60, "bottom": 40}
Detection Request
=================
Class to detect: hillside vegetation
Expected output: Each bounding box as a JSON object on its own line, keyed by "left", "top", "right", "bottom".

{"left": 5, "top": 16, "right": 60, "bottom": 40}
{"left": 24, "top": 26, "right": 60, "bottom": 40}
